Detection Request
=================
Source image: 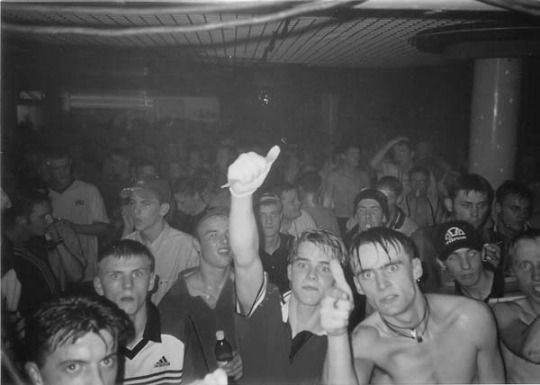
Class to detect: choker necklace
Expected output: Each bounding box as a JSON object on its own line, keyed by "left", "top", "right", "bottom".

{"left": 381, "top": 296, "right": 430, "bottom": 343}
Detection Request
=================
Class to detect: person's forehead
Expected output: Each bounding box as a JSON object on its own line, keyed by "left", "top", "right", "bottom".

{"left": 199, "top": 215, "right": 228, "bottom": 233}
{"left": 503, "top": 194, "right": 531, "bottom": 207}
{"left": 131, "top": 189, "right": 160, "bottom": 202}
{"left": 294, "top": 241, "right": 332, "bottom": 263}
{"left": 47, "top": 331, "right": 115, "bottom": 363}
{"left": 358, "top": 199, "right": 382, "bottom": 209}
{"left": 455, "top": 190, "right": 488, "bottom": 202}
{"left": 514, "top": 238, "right": 540, "bottom": 261}
{"left": 356, "top": 242, "right": 406, "bottom": 269}
{"left": 259, "top": 203, "right": 281, "bottom": 214}
{"left": 100, "top": 254, "right": 151, "bottom": 271}
{"left": 449, "top": 247, "right": 479, "bottom": 257}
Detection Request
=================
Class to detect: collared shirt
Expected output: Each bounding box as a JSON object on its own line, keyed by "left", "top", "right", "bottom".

{"left": 122, "top": 302, "right": 184, "bottom": 385}
{"left": 237, "top": 279, "right": 327, "bottom": 385}
{"left": 49, "top": 179, "right": 109, "bottom": 281}
{"left": 125, "top": 223, "right": 200, "bottom": 304}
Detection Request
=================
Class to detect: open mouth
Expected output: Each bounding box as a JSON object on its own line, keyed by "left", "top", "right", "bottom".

{"left": 379, "top": 294, "right": 398, "bottom": 304}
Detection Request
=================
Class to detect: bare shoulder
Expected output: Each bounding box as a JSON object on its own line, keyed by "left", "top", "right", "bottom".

{"left": 351, "top": 314, "right": 383, "bottom": 354}
{"left": 492, "top": 298, "right": 528, "bottom": 326}
{"left": 429, "top": 294, "right": 494, "bottom": 328}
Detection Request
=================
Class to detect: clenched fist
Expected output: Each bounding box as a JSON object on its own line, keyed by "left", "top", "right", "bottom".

{"left": 226, "top": 145, "right": 280, "bottom": 197}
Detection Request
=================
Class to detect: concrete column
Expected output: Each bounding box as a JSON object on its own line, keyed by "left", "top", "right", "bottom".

{"left": 469, "top": 58, "right": 522, "bottom": 190}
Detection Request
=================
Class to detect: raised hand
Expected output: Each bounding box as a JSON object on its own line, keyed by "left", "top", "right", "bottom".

{"left": 226, "top": 145, "right": 280, "bottom": 197}
{"left": 320, "top": 259, "right": 354, "bottom": 337}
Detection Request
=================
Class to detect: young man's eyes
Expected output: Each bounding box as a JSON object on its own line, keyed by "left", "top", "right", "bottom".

{"left": 101, "top": 355, "right": 117, "bottom": 368}
{"left": 63, "top": 362, "right": 82, "bottom": 374}
{"left": 360, "top": 270, "right": 374, "bottom": 280}
{"left": 518, "top": 261, "right": 532, "bottom": 270}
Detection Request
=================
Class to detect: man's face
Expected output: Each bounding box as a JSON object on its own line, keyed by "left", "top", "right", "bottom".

{"left": 442, "top": 247, "right": 483, "bottom": 288}
{"left": 410, "top": 171, "right": 429, "bottom": 197}
{"left": 512, "top": 237, "right": 540, "bottom": 305}
{"left": 498, "top": 194, "right": 532, "bottom": 232}
{"left": 288, "top": 241, "right": 335, "bottom": 307}
{"left": 94, "top": 255, "right": 154, "bottom": 317}
{"left": 174, "top": 192, "right": 201, "bottom": 216}
{"left": 281, "top": 189, "right": 301, "bottom": 220}
{"left": 450, "top": 190, "right": 490, "bottom": 229}
{"left": 47, "top": 158, "right": 72, "bottom": 190}
{"left": 197, "top": 215, "right": 232, "bottom": 268}
{"left": 353, "top": 243, "right": 421, "bottom": 317}
{"left": 129, "top": 191, "right": 167, "bottom": 233}
{"left": 27, "top": 331, "right": 117, "bottom": 385}
{"left": 392, "top": 143, "right": 412, "bottom": 165}
{"left": 344, "top": 147, "right": 360, "bottom": 168}
{"left": 110, "top": 155, "right": 129, "bottom": 176}
{"left": 27, "top": 201, "right": 53, "bottom": 237}
{"left": 258, "top": 203, "right": 282, "bottom": 238}
{"left": 355, "top": 199, "right": 386, "bottom": 232}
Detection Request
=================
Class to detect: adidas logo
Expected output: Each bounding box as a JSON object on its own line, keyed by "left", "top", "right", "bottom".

{"left": 445, "top": 226, "right": 466, "bottom": 245}
{"left": 154, "top": 356, "right": 170, "bottom": 368}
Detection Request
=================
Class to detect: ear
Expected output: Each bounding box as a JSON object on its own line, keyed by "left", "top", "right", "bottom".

{"left": 412, "top": 258, "right": 423, "bottom": 281}
{"left": 159, "top": 202, "right": 170, "bottom": 217}
{"left": 287, "top": 264, "right": 292, "bottom": 282}
{"left": 444, "top": 197, "right": 453, "bottom": 213}
{"left": 382, "top": 214, "right": 388, "bottom": 225}
{"left": 93, "top": 276, "right": 104, "bottom": 296}
{"left": 353, "top": 276, "right": 364, "bottom": 295}
{"left": 148, "top": 273, "right": 156, "bottom": 293}
{"left": 192, "top": 238, "right": 201, "bottom": 255}
{"left": 25, "top": 362, "right": 44, "bottom": 385}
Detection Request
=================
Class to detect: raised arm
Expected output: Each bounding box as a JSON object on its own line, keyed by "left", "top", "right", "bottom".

{"left": 321, "top": 260, "right": 359, "bottom": 385}
{"left": 228, "top": 146, "right": 280, "bottom": 313}
{"left": 369, "top": 136, "right": 408, "bottom": 171}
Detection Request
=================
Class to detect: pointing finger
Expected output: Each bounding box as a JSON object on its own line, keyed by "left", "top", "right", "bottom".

{"left": 330, "top": 259, "right": 352, "bottom": 298}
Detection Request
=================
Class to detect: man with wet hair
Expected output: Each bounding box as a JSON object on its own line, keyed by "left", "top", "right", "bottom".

{"left": 321, "top": 227, "right": 504, "bottom": 384}
{"left": 227, "top": 146, "right": 349, "bottom": 385}
{"left": 492, "top": 229, "right": 540, "bottom": 383}
{"left": 24, "top": 293, "right": 134, "bottom": 385}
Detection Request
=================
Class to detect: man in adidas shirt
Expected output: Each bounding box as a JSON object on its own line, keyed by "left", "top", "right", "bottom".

{"left": 94, "top": 239, "right": 185, "bottom": 385}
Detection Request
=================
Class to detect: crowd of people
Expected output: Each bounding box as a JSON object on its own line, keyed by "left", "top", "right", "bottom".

{"left": 2, "top": 130, "right": 540, "bottom": 384}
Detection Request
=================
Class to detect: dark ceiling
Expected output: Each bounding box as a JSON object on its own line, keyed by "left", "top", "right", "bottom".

{"left": 3, "top": 1, "right": 540, "bottom": 69}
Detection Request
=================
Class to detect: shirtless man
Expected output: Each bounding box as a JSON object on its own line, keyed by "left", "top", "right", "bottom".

{"left": 321, "top": 227, "right": 504, "bottom": 384}
{"left": 492, "top": 229, "right": 540, "bottom": 383}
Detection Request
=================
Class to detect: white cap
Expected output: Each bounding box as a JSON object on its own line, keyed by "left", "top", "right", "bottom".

{"left": 216, "top": 330, "right": 225, "bottom": 340}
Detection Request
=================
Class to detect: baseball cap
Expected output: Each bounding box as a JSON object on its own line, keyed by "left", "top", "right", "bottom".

{"left": 120, "top": 178, "right": 171, "bottom": 203}
{"left": 353, "top": 188, "right": 389, "bottom": 218}
{"left": 435, "top": 220, "right": 483, "bottom": 261}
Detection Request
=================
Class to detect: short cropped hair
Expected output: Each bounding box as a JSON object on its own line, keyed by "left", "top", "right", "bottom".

{"left": 98, "top": 239, "right": 155, "bottom": 273}
{"left": 375, "top": 176, "right": 403, "bottom": 197}
{"left": 349, "top": 227, "right": 418, "bottom": 275}
{"left": 289, "top": 229, "right": 347, "bottom": 265}
{"left": 447, "top": 173, "right": 493, "bottom": 204}
{"left": 508, "top": 229, "right": 540, "bottom": 265}
{"left": 24, "top": 294, "right": 134, "bottom": 368}
{"left": 3, "top": 190, "right": 50, "bottom": 229}
{"left": 495, "top": 180, "right": 533, "bottom": 205}
{"left": 195, "top": 206, "right": 229, "bottom": 240}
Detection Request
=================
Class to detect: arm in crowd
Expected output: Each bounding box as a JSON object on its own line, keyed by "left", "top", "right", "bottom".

{"left": 369, "top": 136, "right": 408, "bottom": 171}
{"left": 228, "top": 146, "right": 280, "bottom": 313}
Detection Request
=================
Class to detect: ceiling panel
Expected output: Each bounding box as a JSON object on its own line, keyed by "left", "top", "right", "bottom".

{"left": 2, "top": 1, "right": 539, "bottom": 68}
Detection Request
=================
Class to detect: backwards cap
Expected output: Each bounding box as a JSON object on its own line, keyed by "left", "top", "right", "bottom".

{"left": 120, "top": 178, "right": 171, "bottom": 203}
